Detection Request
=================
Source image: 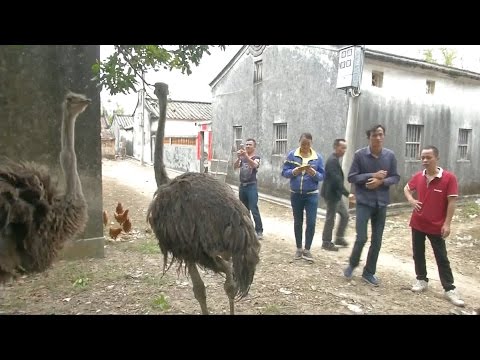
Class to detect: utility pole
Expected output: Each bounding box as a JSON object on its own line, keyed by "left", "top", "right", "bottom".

{"left": 335, "top": 45, "right": 364, "bottom": 205}
{"left": 341, "top": 90, "right": 360, "bottom": 191}
{"left": 140, "top": 81, "right": 145, "bottom": 166}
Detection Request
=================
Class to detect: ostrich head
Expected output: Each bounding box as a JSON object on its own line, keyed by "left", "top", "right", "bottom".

{"left": 63, "top": 91, "right": 91, "bottom": 116}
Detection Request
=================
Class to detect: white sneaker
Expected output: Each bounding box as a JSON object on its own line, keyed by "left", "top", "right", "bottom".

{"left": 411, "top": 279, "right": 428, "bottom": 293}
{"left": 444, "top": 289, "right": 465, "bottom": 307}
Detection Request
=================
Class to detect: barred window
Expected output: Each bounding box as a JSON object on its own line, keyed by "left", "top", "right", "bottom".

{"left": 405, "top": 124, "right": 423, "bottom": 160}
{"left": 274, "top": 123, "right": 288, "bottom": 155}
{"left": 458, "top": 128, "right": 471, "bottom": 161}
{"left": 233, "top": 126, "right": 243, "bottom": 150}
{"left": 164, "top": 137, "right": 196, "bottom": 146}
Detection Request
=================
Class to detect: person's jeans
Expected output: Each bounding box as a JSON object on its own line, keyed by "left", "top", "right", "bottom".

{"left": 412, "top": 228, "right": 455, "bottom": 291}
{"left": 349, "top": 203, "right": 387, "bottom": 275}
{"left": 239, "top": 183, "right": 263, "bottom": 234}
{"left": 290, "top": 192, "right": 319, "bottom": 250}
{"left": 322, "top": 198, "right": 349, "bottom": 243}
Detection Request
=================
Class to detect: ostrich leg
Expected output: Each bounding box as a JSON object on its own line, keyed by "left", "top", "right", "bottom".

{"left": 215, "top": 256, "right": 236, "bottom": 315}
{"left": 187, "top": 262, "right": 208, "bottom": 315}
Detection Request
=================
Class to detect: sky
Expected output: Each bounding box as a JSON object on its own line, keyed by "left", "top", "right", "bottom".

{"left": 100, "top": 45, "right": 480, "bottom": 115}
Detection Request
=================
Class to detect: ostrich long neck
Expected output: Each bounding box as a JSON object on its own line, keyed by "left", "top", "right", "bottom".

{"left": 153, "top": 82, "right": 170, "bottom": 187}
{"left": 60, "top": 107, "right": 84, "bottom": 201}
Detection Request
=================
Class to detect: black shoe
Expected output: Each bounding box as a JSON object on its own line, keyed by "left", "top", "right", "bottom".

{"left": 334, "top": 238, "right": 349, "bottom": 247}
{"left": 321, "top": 242, "right": 339, "bottom": 251}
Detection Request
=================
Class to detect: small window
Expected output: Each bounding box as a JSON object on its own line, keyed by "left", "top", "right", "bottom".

{"left": 405, "top": 124, "right": 423, "bottom": 160}
{"left": 458, "top": 128, "right": 471, "bottom": 161}
{"left": 233, "top": 126, "right": 243, "bottom": 150}
{"left": 274, "top": 123, "right": 287, "bottom": 155}
{"left": 426, "top": 80, "right": 435, "bottom": 94}
{"left": 372, "top": 71, "right": 383, "bottom": 88}
{"left": 254, "top": 60, "right": 263, "bottom": 83}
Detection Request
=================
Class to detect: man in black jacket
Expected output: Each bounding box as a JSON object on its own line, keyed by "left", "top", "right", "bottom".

{"left": 320, "top": 139, "right": 355, "bottom": 250}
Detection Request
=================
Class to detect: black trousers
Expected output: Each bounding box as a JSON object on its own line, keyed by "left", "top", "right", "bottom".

{"left": 412, "top": 228, "right": 455, "bottom": 291}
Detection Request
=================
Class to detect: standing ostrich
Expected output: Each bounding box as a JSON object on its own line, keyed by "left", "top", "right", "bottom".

{"left": 147, "top": 83, "right": 260, "bottom": 315}
{"left": 0, "top": 92, "right": 90, "bottom": 283}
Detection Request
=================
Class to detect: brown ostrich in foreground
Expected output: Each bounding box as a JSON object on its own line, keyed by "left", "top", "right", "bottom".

{"left": 0, "top": 92, "right": 90, "bottom": 283}
{"left": 147, "top": 83, "right": 260, "bottom": 315}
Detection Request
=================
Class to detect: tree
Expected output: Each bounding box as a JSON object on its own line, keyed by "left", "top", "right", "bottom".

{"left": 440, "top": 47, "right": 457, "bottom": 67}
{"left": 422, "top": 48, "right": 436, "bottom": 63}
{"left": 93, "top": 45, "right": 226, "bottom": 96}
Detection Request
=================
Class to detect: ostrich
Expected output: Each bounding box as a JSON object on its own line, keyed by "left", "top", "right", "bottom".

{"left": 147, "top": 83, "right": 260, "bottom": 315}
{"left": 0, "top": 92, "right": 90, "bottom": 283}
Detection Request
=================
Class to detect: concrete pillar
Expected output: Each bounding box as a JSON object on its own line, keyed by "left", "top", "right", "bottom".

{"left": 0, "top": 45, "right": 104, "bottom": 259}
{"left": 342, "top": 92, "right": 360, "bottom": 201}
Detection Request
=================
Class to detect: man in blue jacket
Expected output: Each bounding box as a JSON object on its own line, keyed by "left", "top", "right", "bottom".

{"left": 281, "top": 132, "right": 325, "bottom": 262}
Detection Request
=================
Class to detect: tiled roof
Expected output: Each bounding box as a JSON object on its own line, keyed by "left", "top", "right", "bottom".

{"left": 145, "top": 97, "right": 211, "bottom": 121}
{"left": 112, "top": 114, "right": 134, "bottom": 129}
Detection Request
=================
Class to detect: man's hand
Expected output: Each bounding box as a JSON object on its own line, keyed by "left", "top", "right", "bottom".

{"left": 348, "top": 193, "right": 356, "bottom": 203}
{"left": 441, "top": 223, "right": 451, "bottom": 238}
{"left": 409, "top": 199, "right": 422, "bottom": 212}
{"left": 366, "top": 177, "right": 383, "bottom": 189}
{"left": 305, "top": 166, "right": 316, "bottom": 177}
{"left": 237, "top": 149, "right": 246, "bottom": 158}
{"left": 372, "top": 170, "right": 387, "bottom": 179}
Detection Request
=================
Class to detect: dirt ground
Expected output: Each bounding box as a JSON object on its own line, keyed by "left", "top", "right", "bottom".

{"left": 1, "top": 159, "right": 479, "bottom": 315}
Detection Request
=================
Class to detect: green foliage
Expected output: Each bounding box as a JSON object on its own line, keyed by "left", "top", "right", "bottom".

{"left": 93, "top": 45, "right": 226, "bottom": 96}
{"left": 440, "top": 47, "right": 457, "bottom": 67}
{"left": 152, "top": 293, "right": 170, "bottom": 311}
{"left": 462, "top": 200, "right": 480, "bottom": 217}
{"left": 73, "top": 276, "right": 90, "bottom": 288}
{"left": 422, "top": 48, "right": 436, "bottom": 63}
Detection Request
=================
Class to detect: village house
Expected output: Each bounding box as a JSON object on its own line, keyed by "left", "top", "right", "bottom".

{"left": 100, "top": 115, "right": 115, "bottom": 159}
{"left": 132, "top": 90, "right": 212, "bottom": 172}
{"left": 209, "top": 45, "right": 480, "bottom": 203}
{"left": 110, "top": 113, "right": 134, "bottom": 158}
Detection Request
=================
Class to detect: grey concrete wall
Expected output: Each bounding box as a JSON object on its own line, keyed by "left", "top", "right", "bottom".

{"left": 211, "top": 45, "right": 349, "bottom": 200}
{"left": 355, "top": 90, "right": 480, "bottom": 203}
{"left": 164, "top": 145, "right": 199, "bottom": 172}
{"left": 0, "top": 45, "right": 104, "bottom": 259}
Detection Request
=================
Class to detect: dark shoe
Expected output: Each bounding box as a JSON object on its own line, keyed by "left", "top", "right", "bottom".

{"left": 344, "top": 265, "right": 354, "bottom": 279}
{"left": 322, "top": 242, "right": 339, "bottom": 251}
{"left": 362, "top": 272, "right": 379, "bottom": 287}
{"left": 334, "top": 238, "right": 349, "bottom": 247}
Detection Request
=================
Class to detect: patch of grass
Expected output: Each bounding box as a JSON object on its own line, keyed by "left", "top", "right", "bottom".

{"left": 263, "top": 304, "right": 281, "bottom": 314}
{"left": 73, "top": 276, "right": 90, "bottom": 288}
{"left": 462, "top": 201, "right": 480, "bottom": 217}
{"left": 133, "top": 241, "right": 160, "bottom": 255}
{"left": 143, "top": 275, "right": 167, "bottom": 287}
{"left": 152, "top": 293, "right": 170, "bottom": 311}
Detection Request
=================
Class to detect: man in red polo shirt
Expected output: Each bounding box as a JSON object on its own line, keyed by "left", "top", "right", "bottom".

{"left": 403, "top": 145, "right": 465, "bottom": 307}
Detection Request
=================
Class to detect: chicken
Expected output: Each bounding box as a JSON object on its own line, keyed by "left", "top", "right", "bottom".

{"left": 114, "top": 209, "right": 129, "bottom": 224}
{"left": 103, "top": 210, "right": 108, "bottom": 227}
{"left": 109, "top": 227, "right": 122, "bottom": 240}
{"left": 122, "top": 218, "right": 132, "bottom": 233}
{"left": 116, "top": 202, "right": 123, "bottom": 215}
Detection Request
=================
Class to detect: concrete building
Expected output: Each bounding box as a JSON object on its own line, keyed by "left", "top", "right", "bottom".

{"left": 210, "top": 45, "right": 480, "bottom": 203}
{"left": 132, "top": 90, "right": 212, "bottom": 172}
